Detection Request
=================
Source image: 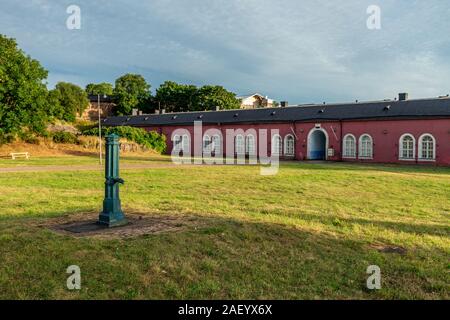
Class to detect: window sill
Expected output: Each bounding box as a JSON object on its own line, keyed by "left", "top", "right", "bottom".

{"left": 342, "top": 156, "right": 356, "bottom": 159}
{"left": 418, "top": 158, "right": 436, "bottom": 162}
{"left": 399, "top": 158, "right": 415, "bottom": 161}
{"left": 358, "top": 157, "right": 373, "bottom": 160}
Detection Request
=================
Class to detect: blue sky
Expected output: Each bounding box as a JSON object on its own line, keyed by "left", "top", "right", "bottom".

{"left": 1, "top": 0, "right": 449, "bottom": 104}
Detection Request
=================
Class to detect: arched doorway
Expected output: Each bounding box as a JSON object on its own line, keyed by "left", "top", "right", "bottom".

{"left": 307, "top": 128, "right": 328, "bottom": 160}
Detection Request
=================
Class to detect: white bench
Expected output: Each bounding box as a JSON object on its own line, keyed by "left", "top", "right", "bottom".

{"left": 10, "top": 152, "right": 30, "bottom": 160}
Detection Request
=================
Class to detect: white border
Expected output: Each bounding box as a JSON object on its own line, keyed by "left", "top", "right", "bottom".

{"left": 398, "top": 133, "right": 416, "bottom": 161}
{"left": 271, "top": 134, "right": 282, "bottom": 156}
{"left": 284, "top": 134, "right": 295, "bottom": 156}
{"left": 358, "top": 134, "right": 373, "bottom": 159}
{"left": 342, "top": 133, "right": 357, "bottom": 159}
{"left": 418, "top": 133, "right": 436, "bottom": 161}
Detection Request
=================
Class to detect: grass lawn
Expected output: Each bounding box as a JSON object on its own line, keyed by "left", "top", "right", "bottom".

{"left": 0, "top": 154, "right": 171, "bottom": 167}
{"left": 0, "top": 157, "right": 448, "bottom": 299}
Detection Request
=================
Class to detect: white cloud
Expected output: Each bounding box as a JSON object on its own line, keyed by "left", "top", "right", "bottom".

{"left": 1, "top": 0, "right": 449, "bottom": 101}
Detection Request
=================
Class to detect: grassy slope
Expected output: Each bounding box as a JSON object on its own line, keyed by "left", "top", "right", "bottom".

{"left": 0, "top": 158, "right": 448, "bottom": 299}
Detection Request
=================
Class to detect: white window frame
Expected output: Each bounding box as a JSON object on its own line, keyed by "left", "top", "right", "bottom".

{"left": 235, "top": 134, "right": 245, "bottom": 155}
{"left": 172, "top": 134, "right": 182, "bottom": 153}
{"left": 211, "top": 135, "right": 221, "bottom": 155}
{"left": 342, "top": 134, "right": 357, "bottom": 159}
{"left": 203, "top": 134, "right": 212, "bottom": 154}
{"left": 271, "top": 134, "right": 282, "bottom": 156}
{"left": 418, "top": 133, "right": 436, "bottom": 161}
{"left": 245, "top": 134, "right": 256, "bottom": 156}
{"left": 182, "top": 134, "right": 190, "bottom": 153}
{"left": 284, "top": 134, "right": 295, "bottom": 156}
{"left": 358, "top": 134, "right": 373, "bottom": 159}
{"left": 399, "top": 133, "right": 415, "bottom": 161}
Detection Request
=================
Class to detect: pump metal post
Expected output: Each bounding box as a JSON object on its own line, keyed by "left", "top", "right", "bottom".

{"left": 98, "top": 133, "right": 127, "bottom": 227}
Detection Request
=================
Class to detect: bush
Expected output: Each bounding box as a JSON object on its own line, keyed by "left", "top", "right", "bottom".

{"left": 22, "top": 135, "right": 40, "bottom": 145}
{"left": 74, "top": 120, "right": 95, "bottom": 132}
{"left": 82, "top": 126, "right": 166, "bottom": 153}
{"left": 52, "top": 131, "right": 78, "bottom": 144}
{"left": 0, "top": 132, "right": 15, "bottom": 145}
{"left": 17, "top": 131, "right": 40, "bottom": 144}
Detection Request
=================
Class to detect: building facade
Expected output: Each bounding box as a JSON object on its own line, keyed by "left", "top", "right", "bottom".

{"left": 104, "top": 95, "right": 450, "bottom": 166}
{"left": 237, "top": 93, "right": 275, "bottom": 109}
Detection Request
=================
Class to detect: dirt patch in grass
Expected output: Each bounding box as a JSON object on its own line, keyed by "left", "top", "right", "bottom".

{"left": 42, "top": 212, "right": 202, "bottom": 239}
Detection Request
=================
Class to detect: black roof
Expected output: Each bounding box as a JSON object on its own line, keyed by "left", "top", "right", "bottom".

{"left": 103, "top": 97, "right": 450, "bottom": 127}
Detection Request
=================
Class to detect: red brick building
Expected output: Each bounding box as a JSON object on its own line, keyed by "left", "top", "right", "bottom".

{"left": 104, "top": 94, "right": 450, "bottom": 166}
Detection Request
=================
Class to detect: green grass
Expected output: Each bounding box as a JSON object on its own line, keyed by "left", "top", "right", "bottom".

{"left": 0, "top": 157, "right": 449, "bottom": 299}
{"left": 0, "top": 154, "right": 171, "bottom": 167}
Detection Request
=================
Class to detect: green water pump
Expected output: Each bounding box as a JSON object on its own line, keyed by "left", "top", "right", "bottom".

{"left": 98, "top": 133, "right": 127, "bottom": 227}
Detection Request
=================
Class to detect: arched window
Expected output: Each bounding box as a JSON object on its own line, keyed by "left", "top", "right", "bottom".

{"left": 172, "top": 134, "right": 181, "bottom": 152}
{"left": 211, "top": 135, "right": 221, "bottom": 155}
{"left": 359, "top": 134, "right": 373, "bottom": 159}
{"left": 203, "top": 135, "right": 211, "bottom": 154}
{"left": 399, "top": 134, "right": 415, "bottom": 160}
{"left": 342, "top": 134, "right": 356, "bottom": 158}
{"left": 235, "top": 135, "right": 245, "bottom": 155}
{"left": 271, "top": 134, "right": 282, "bottom": 155}
{"left": 182, "top": 134, "right": 190, "bottom": 153}
{"left": 419, "top": 134, "right": 435, "bottom": 160}
{"left": 245, "top": 135, "right": 256, "bottom": 156}
{"left": 284, "top": 134, "right": 295, "bottom": 156}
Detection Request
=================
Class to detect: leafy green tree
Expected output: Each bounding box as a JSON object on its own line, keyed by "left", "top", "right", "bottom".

{"left": 153, "top": 82, "right": 240, "bottom": 112}
{"left": 85, "top": 82, "right": 113, "bottom": 96}
{"left": 47, "top": 89, "right": 65, "bottom": 119}
{"left": 52, "top": 82, "right": 89, "bottom": 122}
{"left": 155, "top": 81, "right": 197, "bottom": 113}
{"left": 113, "top": 74, "right": 151, "bottom": 115}
{"left": 194, "top": 85, "right": 240, "bottom": 111}
{"left": 0, "top": 34, "right": 50, "bottom": 138}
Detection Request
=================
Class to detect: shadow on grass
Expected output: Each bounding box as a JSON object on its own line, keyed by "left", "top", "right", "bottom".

{"left": 61, "top": 150, "right": 170, "bottom": 163}
{"left": 0, "top": 211, "right": 448, "bottom": 299}
{"left": 61, "top": 150, "right": 99, "bottom": 157}
{"left": 290, "top": 212, "right": 450, "bottom": 237}
{"left": 281, "top": 161, "right": 450, "bottom": 175}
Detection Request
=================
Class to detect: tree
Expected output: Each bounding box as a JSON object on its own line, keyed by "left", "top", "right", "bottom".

{"left": 0, "top": 34, "right": 50, "bottom": 138}
{"left": 46, "top": 89, "right": 65, "bottom": 120}
{"left": 85, "top": 82, "right": 113, "bottom": 96}
{"left": 194, "top": 85, "right": 240, "bottom": 111}
{"left": 52, "top": 82, "right": 89, "bottom": 122}
{"left": 153, "top": 82, "right": 240, "bottom": 113}
{"left": 155, "top": 81, "right": 197, "bottom": 113}
{"left": 113, "top": 74, "right": 151, "bottom": 115}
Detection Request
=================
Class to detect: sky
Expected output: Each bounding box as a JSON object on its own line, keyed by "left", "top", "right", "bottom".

{"left": 1, "top": 0, "right": 450, "bottom": 104}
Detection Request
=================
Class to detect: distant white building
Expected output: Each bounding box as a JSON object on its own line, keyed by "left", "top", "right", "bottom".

{"left": 237, "top": 93, "right": 275, "bottom": 109}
